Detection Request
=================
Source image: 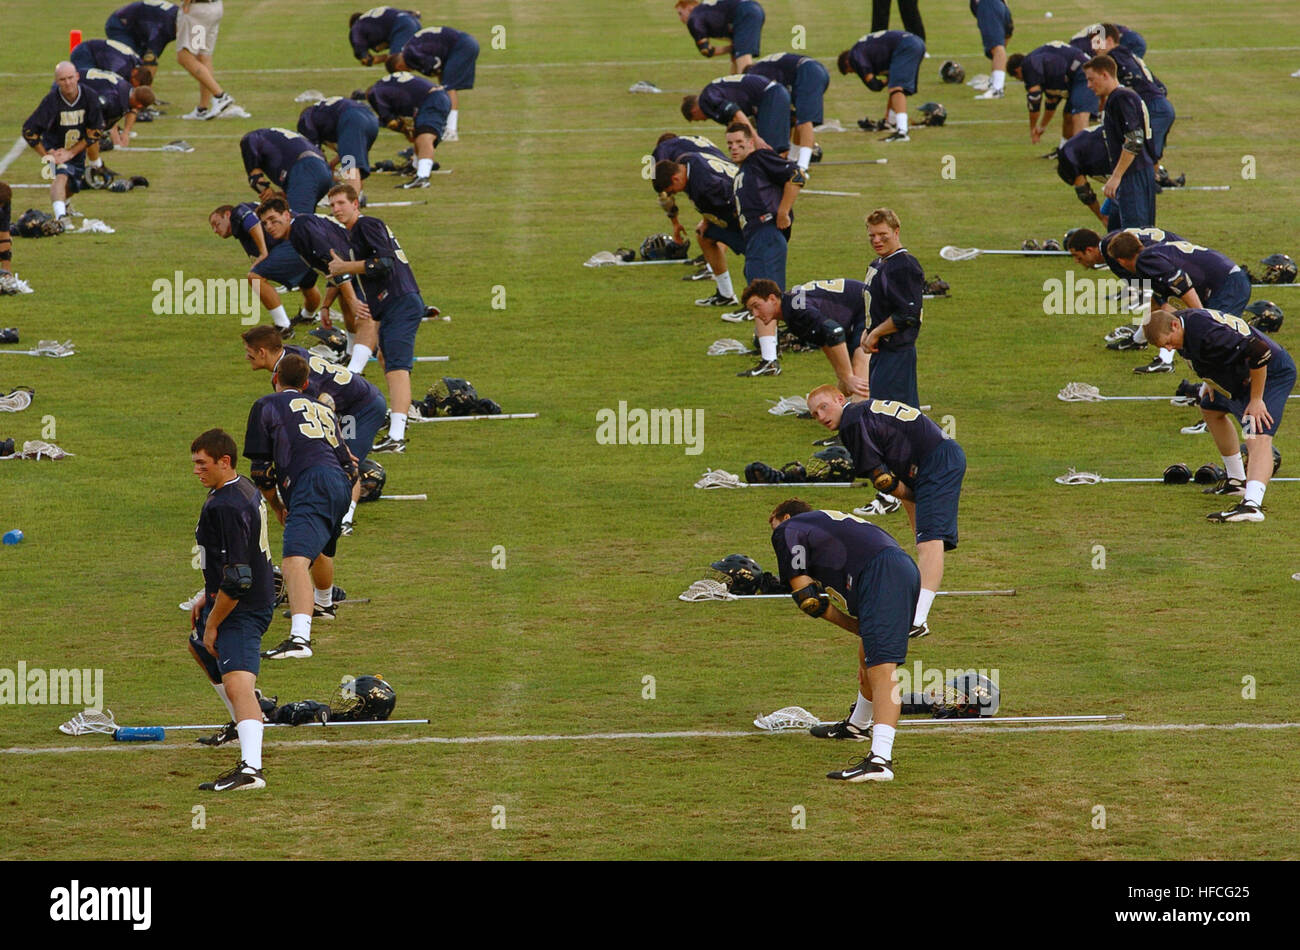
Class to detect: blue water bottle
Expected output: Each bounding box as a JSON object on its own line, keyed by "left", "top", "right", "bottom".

{"left": 2, "top": 529, "right": 23, "bottom": 545}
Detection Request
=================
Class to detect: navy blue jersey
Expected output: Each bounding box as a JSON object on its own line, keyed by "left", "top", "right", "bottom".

{"left": 195, "top": 475, "right": 276, "bottom": 612}
{"left": 109, "top": 1, "right": 177, "bottom": 57}
{"left": 771, "top": 510, "right": 903, "bottom": 607}
{"left": 1109, "top": 46, "right": 1166, "bottom": 102}
{"left": 734, "top": 147, "right": 799, "bottom": 238}
{"left": 346, "top": 215, "right": 421, "bottom": 317}
{"left": 244, "top": 390, "right": 353, "bottom": 494}
{"left": 679, "top": 151, "right": 740, "bottom": 230}
{"left": 350, "top": 6, "right": 421, "bottom": 59}
{"left": 1056, "top": 127, "right": 1109, "bottom": 182}
{"left": 74, "top": 39, "right": 142, "bottom": 80}
{"left": 1019, "top": 42, "right": 1088, "bottom": 108}
{"left": 1176, "top": 309, "right": 1286, "bottom": 402}
{"left": 367, "top": 72, "right": 439, "bottom": 123}
{"left": 279, "top": 345, "right": 384, "bottom": 416}
{"left": 22, "top": 86, "right": 104, "bottom": 152}
{"left": 1100, "top": 226, "right": 1182, "bottom": 277}
{"left": 781, "top": 279, "right": 866, "bottom": 348}
{"left": 837, "top": 399, "right": 946, "bottom": 489}
{"left": 229, "top": 201, "right": 273, "bottom": 258}
{"left": 1100, "top": 85, "right": 1153, "bottom": 169}
{"left": 697, "top": 73, "right": 775, "bottom": 124}
{"left": 401, "top": 26, "right": 466, "bottom": 74}
{"left": 287, "top": 213, "right": 354, "bottom": 277}
{"left": 1134, "top": 241, "right": 1239, "bottom": 301}
{"left": 863, "top": 249, "right": 925, "bottom": 348}
{"left": 1069, "top": 23, "right": 1136, "bottom": 56}
{"left": 81, "top": 69, "right": 133, "bottom": 126}
{"left": 652, "top": 134, "right": 726, "bottom": 164}
{"left": 843, "top": 31, "right": 908, "bottom": 83}
{"left": 687, "top": 0, "right": 742, "bottom": 50}
{"left": 240, "top": 128, "right": 327, "bottom": 188}
{"left": 745, "top": 52, "right": 809, "bottom": 86}
{"left": 297, "top": 97, "right": 373, "bottom": 147}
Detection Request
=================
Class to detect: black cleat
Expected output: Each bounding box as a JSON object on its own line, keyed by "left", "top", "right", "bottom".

{"left": 827, "top": 753, "right": 894, "bottom": 782}
{"left": 199, "top": 759, "right": 266, "bottom": 791}
{"left": 197, "top": 721, "right": 238, "bottom": 746}
{"left": 1202, "top": 476, "right": 1245, "bottom": 496}
{"left": 908, "top": 622, "right": 930, "bottom": 639}
{"left": 695, "top": 291, "right": 739, "bottom": 307}
{"left": 737, "top": 358, "right": 781, "bottom": 377}
{"left": 1207, "top": 501, "right": 1264, "bottom": 523}
{"left": 810, "top": 717, "right": 872, "bottom": 741}
{"left": 261, "top": 636, "right": 313, "bottom": 659}
{"left": 1134, "top": 357, "right": 1173, "bottom": 374}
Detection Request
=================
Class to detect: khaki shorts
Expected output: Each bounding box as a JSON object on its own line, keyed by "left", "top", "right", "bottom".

{"left": 177, "top": 0, "right": 224, "bottom": 55}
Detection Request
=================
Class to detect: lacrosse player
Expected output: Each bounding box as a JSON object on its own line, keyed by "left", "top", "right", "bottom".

{"left": 1092, "top": 26, "right": 1174, "bottom": 163}
{"left": 188, "top": 428, "right": 276, "bottom": 790}
{"left": 807, "top": 389, "right": 966, "bottom": 639}
{"left": 297, "top": 97, "right": 381, "bottom": 197}
{"left": 210, "top": 202, "right": 322, "bottom": 335}
{"left": 653, "top": 153, "right": 744, "bottom": 308}
{"left": 1069, "top": 22, "right": 1146, "bottom": 59}
{"left": 0, "top": 182, "right": 17, "bottom": 294}
{"left": 872, "top": 0, "right": 926, "bottom": 40}
{"left": 1005, "top": 42, "right": 1096, "bottom": 146}
{"left": 325, "top": 183, "right": 425, "bottom": 453}
{"left": 652, "top": 132, "right": 728, "bottom": 165}
{"left": 22, "top": 63, "right": 104, "bottom": 228}
{"left": 240, "top": 128, "right": 334, "bottom": 215}
{"left": 366, "top": 72, "right": 451, "bottom": 189}
{"left": 81, "top": 68, "right": 154, "bottom": 150}
{"left": 106, "top": 1, "right": 178, "bottom": 66}
{"left": 769, "top": 498, "right": 920, "bottom": 782}
{"left": 675, "top": 0, "right": 766, "bottom": 74}
{"left": 1084, "top": 55, "right": 1157, "bottom": 232}
{"left": 349, "top": 7, "right": 423, "bottom": 67}
{"left": 744, "top": 53, "right": 830, "bottom": 169}
{"left": 70, "top": 38, "right": 154, "bottom": 86}
{"left": 861, "top": 208, "right": 924, "bottom": 407}
{"left": 837, "top": 30, "right": 926, "bottom": 142}
{"left": 742, "top": 278, "right": 870, "bottom": 396}
{"left": 1145, "top": 308, "right": 1297, "bottom": 522}
{"left": 1056, "top": 128, "right": 1110, "bottom": 223}
{"left": 245, "top": 354, "right": 357, "bottom": 659}
{"left": 970, "top": 0, "right": 1013, "bottom": 99}
{"left": 681, "top": 73, "right": 792, "bottom": 154}
{"left": 384, "top": 25, "right": 479, "bottom": 141}
{"left": 242, "top": 324, "right": 387, "bottom": 535}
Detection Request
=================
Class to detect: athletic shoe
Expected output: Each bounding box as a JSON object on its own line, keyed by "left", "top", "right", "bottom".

{"left": 854, "top": 493, "right": 902, "bottom": 517}
{"left": 881, "top": 131, "right": 910, "bottom": 143}
{"left": 827, "top": 753, "right": 894, "bottom": 782}
{"left": 1134, "top": 358, "right": 1173, "bottom": 374}
{"left": 1207, "top": 501, "right": 1264, "bottom": 523}
{"left": 857, "top": 117, "right": 882, "bottom": 131}
{"left": 371, "top": 434, "right": 408, "bottom": 453}
{"left": 695, "top": 291, "right": 739, "bottom": 307}
{"left": 56, "top": 215, "right": 74, "bottom": 231}
{"left": 278, "top": 325, "right": 294, "bottom": 340}
{"left": 1040, "top": 146, "right": 1060, "bottom": 160}
{"left": 1106, "top": 336, "right": 1146, "bottom": 351}
{"left": 908, "top": 622, "right": 930, "bottom": 639}
{"left": 199, "top": 759, "right": 266, "bottom": 791}
{"left": 290, "top": 310, "right": 317, "bottom": 326}
{"left": 442, "top": 129, "right": 459, "bottom": 143}
{"left": 810, "top": 717, "right": 871, "bottom": 741}
{"left": 1104, "top": 324, "right": 1136, "bottom": 343}
{"left": 737, "top": 359, "right": 781, "bottom": 377}
{"left": 261, "top": 636, "right": 314, "bottom": 659}
{"left": 400, "top": 176, "right": 431, "bottom": 189}
{"left": 197, "top": 722, "right": 238, "bottom": 747}
{"left": 720, "top": 308, "right": 753, "bottom": 323}
{"left": 206, "top": 92, "right": 234, "bottom": 120}
{"left": 810, "top": 144, "right": 823, "bottom": 163}
{"left": 1181, "top": 420, "right": 1208, "bottom": 435}
{"left": 1202, "top": 476, "right": 1245, "bottom": 496}
{"left": 683, "top": 265, "right": 714, "bottom": 282}
{"left": 813, "top": 435, "right": 843, "bottom": 447}
{"left": 279, "top": 605, "right": 335, "bottom": 621}
{"left": 339, "top": 521, "right": 354, "bottom": 537}
{"left": 181, "top": 106, "right": 209, "bottom": 120}
{"left": 974, "top": 87, "right": 1005, "bottom": 99}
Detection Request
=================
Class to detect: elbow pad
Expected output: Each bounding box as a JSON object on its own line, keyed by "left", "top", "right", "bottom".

{"left": 250, "top": 458, "right": 277, "bottom": 490}
{"left": 248, "top": 171, "right": 271, "bottom": 193}
{"left": 364, "top": 256, "right": 394, "bottom": 277}
{"left": 1122, "top": 129, "right": 1146, "bottom": 154}
{"left": 790, "top": 166, "right": 808, "bottom": 187}
{"left": 220, "top": 563, "right": 253, "bottom": 598}
{"left": 792, "top": 583, "right": 830, "bottom": 617}
{"left": 870, "top": 466, "right": 900, "bottom": 494}
{"left": 1075, "top": 182, "right": 1097, "bottom": 205}
{"left": 1245, "top": 337, "right": 1272, "bottom": 369}
{"left": 22, "top": 128, "right": 41, "bottom": 147}
{"left": 819, "top": 322, "right": 846, "bottom": 349}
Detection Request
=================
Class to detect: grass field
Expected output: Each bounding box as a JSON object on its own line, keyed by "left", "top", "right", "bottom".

{"left": 1, "top": 0, "right": 1298, "bottom": 861}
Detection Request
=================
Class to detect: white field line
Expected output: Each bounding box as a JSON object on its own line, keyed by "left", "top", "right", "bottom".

{"left": 6, "top": 720, "right": 1298, "bottom": 755}
{"left": 0, "top": 136, "right": 27, "bottom": 175}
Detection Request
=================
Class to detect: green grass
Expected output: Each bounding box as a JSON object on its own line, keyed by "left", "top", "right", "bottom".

{"left": 1, "top": 0, "right": 1298, "bottom": 860}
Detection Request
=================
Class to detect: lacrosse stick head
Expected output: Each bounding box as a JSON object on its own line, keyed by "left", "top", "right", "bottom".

{"left": 59, "top": 708, "right": 116, "bottom": 735}
{"left": 767, "top": 395, "right": 810, "bottom": 417}
{"left": 939, "top": 246, "right": 979, "bottom": 262}
{"left": 0, "top": 388, "right": 34, "bottom": 412}
{"left": 693, "top": 468, "right": 742, "bottom": 489}
{"left": 35, "top": 340, "right": 75, "bottom": 358}
{"left": 1054, "top": 468, "right": 1103, "bottom": 485}
{"left": 23, "top": 440, "right": 71, "bottom": 459}
{"left": 707, "top": 338, "right": 751, "bottom": 356}
{"left": 754, "top": 706, "right": 822, "bottom": 732}
{"left": 1057, "top": 382, "right": 1103, "bottom": 402}
{"left": 678, "top": 579, "right": 734, "bottom": 602}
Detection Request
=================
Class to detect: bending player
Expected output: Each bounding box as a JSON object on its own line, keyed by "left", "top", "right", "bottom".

{"left": 297, "top": 96, "right": 381, "bottom": 198}
{"left": 741, "top": 278, "right": 870, "bottom": 395}
{"left": 349, "top": 7, "right": 423, "bottom": 67}
{"left": 837, "top": 30, "right": 926, "bottom": 142}
{"left": 652, "top": 151, "right": 743, "bottom": 308}
{"left": 210, "top": 202, "right": 322, "bottom": 336}
{"left": 385, "top": 25, "right": 479, "bottom": 141}
{"left": 240, "top": 127, "right": 333, "bottom": 214}
{"left": 367, "top": 72, "right": 451, "bottom": 189}
{"left": 675, "top": 0, "right": 766, "bottom": 74}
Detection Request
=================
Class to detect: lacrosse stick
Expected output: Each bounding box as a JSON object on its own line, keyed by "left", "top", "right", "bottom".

{"left": 754, "top": 707, "right": 822, "bottom": 731}
{"left": 682, "top": 580, "right": 1016, "bottom": 601}
{"left": 0, "top": 388, "right": 34, "bottom": 412}
{"left": 119, "top": 140, "right": 194, "bottom": 152}
{"left": 940, "top": 245, "right": 1070, "bottom": 261}
{"left": 1058, "top": 382, "right": 1175, "bottom": 403}
{"left": 0, "top": 340, "right": 74, "bottom": 357}
{"left": 379, "top": 494, "right": 427, "bottom": 500}
{"left": 814, "top": 158, "right": 888, "bottom": 165}
{"left": 707, "top": 338, "right": 751, "bottom": 355}
{"left": 1252, "top": 283, "right": 1300, "bottom": 288}
{"left": 754, "top": 707, "right": 1124, "bottom": 731}
{"left": 408, "top": 412, "right": 538, "bottom": 423}
{"left": 1159, "top": 185, "right": 1230, "bottom": 192}
{"left": 294, "top": 89, "right": 327, "bottom": 103}
{"left": 583, "top": 256, "right": 692, "bottom": 268}
{"left": 58, "top": 708, "right": 429, "bottom": 741}
{"left": 1055, "top": 468, "right": 1162, "bottom": 484}
{"left": 369, "top": 355, "right": 448, "bottom": 363}
{"left": 803, "top": 189, "right": 861, "bottom": 197}
{"left": 692, "top": 469, "right": 854, "bottom": 489}
{"left": 0, "top": 440, "right": 74, "bottom": 460}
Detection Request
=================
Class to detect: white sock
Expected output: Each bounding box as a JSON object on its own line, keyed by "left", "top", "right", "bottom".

{"left": 314, "top": 586, "right": 333, "bottom": 609}
{"left": 235, "top": 718, "right": 264, "bottom": 770}
{"left": 914, "top": 588, "right": 937, "bottom": 626}
{"left": 871, "top": 722, "right": 896, "bottom": 761}
{"left": 298, "top": 307, "right": 313, "bottom": 321}
{"left": 895, "top": 112, "right": 909, "bottom": 134}
{"left": 446, "top": 109, "right": 459, "bottom": 133}
{"left": 269, "top": 305, "right": 289, "bottom": 328}
{"left": 992, "top": 69, "right": 1006, "bottom": 92}
{"left": 347, "top": 344, "right": 372, "bottom": 373}
{"left": 1159, "top": 347, "right": 1174, "bottom": 364}
{"left": 758, "top": 334, "right": 778, "bottom": 362}
{"left": 1059, "top": 136, "right": 1068, "bottom": 148}
{"left": 715, "top": 270, "right": 734, "bottom": 299}
{"left": 1245, "top": 480, "right": 1266, "bottom": 507}
{"left": 212, "top": 683, "right": 236, "bottom": 719}
{"left": 389, "top": 411, "right": 407, "bottom": 440}
{"left": 1223, "top": 454, "right": 1246, "bottom": 481}
{"left": 53, "top": 200, "right": 67, "bottom": 218}
{"left": 795, "top": 145, "right": 812, "bottom": 170}
{"left": 849, "top": 693, "right": 873, "bottom": 728}
{"left": 887, "top": 109, "right": 896, "bottom": 123}
{"left": 342, "top": 500, "right": 357, "bottom": 524}
{"left": 416, "top": 157, "right": 434, "bottom": 178}
{"left": 290, "top": 613, "right": 312, "bottom": 641}
{"left": 89, "top": 157, "right": 103, "bottom": 169}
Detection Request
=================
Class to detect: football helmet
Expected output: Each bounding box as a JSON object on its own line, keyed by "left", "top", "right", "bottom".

{"left": 1259, "top": 254, "right": 1297, "bottom": 285}
{"left": 1244, "top": 300, "right": 1283, "bottom": 333}
{"left": 358, "top": 458, "right": 386, "bottom": 502}
{"left": 710, "top": 554, "right": 765, "bottom": 595}
{"left": 933, "top": 672, "right": 1001, "bottom": 718}
{"left": 426, "top": 377, "right": 480, "bottom": 416}
{"left": 940, "top": 60, "right": 965, "bottom": 84}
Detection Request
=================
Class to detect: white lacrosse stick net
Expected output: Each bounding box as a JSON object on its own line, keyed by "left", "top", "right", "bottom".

{"left": 1055, "top": 468, "right": 1103, "bottom": 485}
{"left": 0, "top": 389, "right": 33, "bottom": 412}
{"left": 583, "top": 251, "right": 619, "bottom": 267}
{"left": 707, "top": 338, "right": 750, "bottom": 355}
{"left": 679, "top": 579, "right": 736, "bottom": 602}
{"left": 294, "top": 89, "right": 326, "bottom": 103}
{"left": 767, "top": 395, "right": 809, "bottom": 416}
{"left": 628, "top": 80, "right": 662, "bottom": 94}
{"left": 22, "top": 440, "right": 73, "bottom": 459}
{"left": 813, "top": 118, "right": 846, "bottom": 132}
{"left": 754, "top": 706, "right": 822, "bottom": 732}
{"left": 1058, "top": 382, "right": 1104, "bottom": 402}
{"left": 59, "top": 708, "right": 116, "bottom": 735}
{"left": 694, "top": 468, "right": 742, "bottom": 489}
{"left": 939, "top": 246, "right": 980, "bottom": 261}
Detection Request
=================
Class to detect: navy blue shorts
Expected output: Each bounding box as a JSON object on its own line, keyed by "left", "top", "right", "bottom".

{"left": 869, "top": 345, "right": 920, "bottom": 407}
{"left": 1147, "top": 96, "right": 1174, "bottom": 161}
{"left": 913, "top": 438, "right": 966, "bottom": 550}
{"left": 702, "top": 221, "right": 745, "bottom": 255}
{"left": 742, "top": 224, "right": 787, "bottom": 289}
{"left": 252, "top": 241, "right": 316, "bottom": 290}
{"left": 1200, "top": 347, "right": 1297, "bottom": 437}
{"left": 732, "top": 1, "right": 765, "bottom": 58}
{"left": 887, "top": 33, "right": 926, "bottom": 95}
{"left": 282, "top": 465, "right": 352, "bottom": 560}
{"left": 389, "top": 13, "right": 421, "bottom": 54}
{"left": 376, "top": 292, "right": 425, "bottom": 373}
{"left": 1120, "top": 30, "right": 1147, "bottom": 58}
{"left": 195, "top": 602, "right": 274, "bottom": 678}
{"left": 1206, "top": 269, "right": 1251, "bottom": 316}
{"left": 343, "top": 390, "right": 389, "bottom": 460}
{"left": 846, "top": 319, "right": 865, "bottom": 355}
{"left": 442, "top": 33, "right": 479, "bottom": 90}
{"left": 337, "top": 108, "right": 379, "bottom": 178}
{"left": 1065, "top": 69, "right": 1099, "bottom": 114}
{"left": 415, "top": 88, "right": 452, "bottom": 141}
{"left": 792, "top": 59, "right": 830, "bottom": 126}
{"left": 286, "top": 156, "right": 333, "bottom": 214}
{"left": 1114, "top": 163, "right": 1156, "bottom": 230}
{"left": 855, "top": 547, "right": 920, "bottom": 666}
{"left": 974, "top": 0, "right": 1012, "bottom": 56}
{"left": 55, "top": 160, "right": 86, "bottom": 195}
{"left": 104, "top": 19, "right": 137, "bottom": 53}
{"left": 755, "top": 83, "right": 792, "bottom": 153}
